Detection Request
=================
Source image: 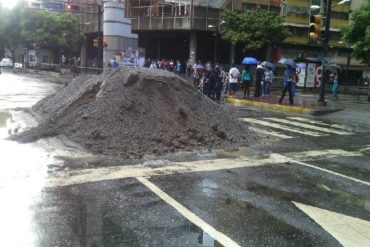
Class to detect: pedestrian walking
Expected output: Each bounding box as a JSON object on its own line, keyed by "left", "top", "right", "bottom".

{"left": 228, "top": 65, "right": 240, "bottom": 96}
{"left": 365, "top": 77, "right": 370, "bottom": 102}
{"left": 71, "top": 57, "right": 79, "bottom": 77}
{"left": 241, "top": 65, "right": 252, "bottom": 99}
{"left": 186, "top": 59, "right": 193, "bottom": 77}
{"left": 330, "top": 71, "right": 340, "bottom": 101}
{"left": 263, "top": 66, "right": 274, "bottom": 96}
{"left": 175, "top": 60, "right": 182, "bottom": 74}
{"left": 279, "top": 65, "right": 297, "bottom": 105}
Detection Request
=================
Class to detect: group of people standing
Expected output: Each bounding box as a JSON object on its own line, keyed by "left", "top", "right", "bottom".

{"left": 227, "top": 63, "right": 275, "bottom": 99}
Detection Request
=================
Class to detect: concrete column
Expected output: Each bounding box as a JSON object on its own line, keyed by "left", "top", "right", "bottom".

{"left": 103, "top": 1, "right": 138, "bottom": 68}
{"left": 230, "top": 42, "right": 235, "bottom": 65}
{"left": 189, "top": 31, "right": 197, "bottom": 62}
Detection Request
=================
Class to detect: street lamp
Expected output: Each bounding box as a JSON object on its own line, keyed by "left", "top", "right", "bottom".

{"left": 207, "top": 21, "right": 225, "bottom": 63}
{"left": 311, "top": 0, "right": 351, "bottom": 105}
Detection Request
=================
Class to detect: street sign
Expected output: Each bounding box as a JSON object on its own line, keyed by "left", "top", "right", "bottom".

{"left": 44, "top": 2, "right": 65, "bottom": 11}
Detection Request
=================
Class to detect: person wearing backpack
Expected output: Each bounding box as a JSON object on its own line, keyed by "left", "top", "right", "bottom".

{"left": 241, "top": 65, "right": 252, "bottom": 98}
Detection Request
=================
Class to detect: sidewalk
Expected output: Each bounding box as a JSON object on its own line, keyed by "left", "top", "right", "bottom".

{"left": 226, "top": 93, "right": 345, "bottom": 116}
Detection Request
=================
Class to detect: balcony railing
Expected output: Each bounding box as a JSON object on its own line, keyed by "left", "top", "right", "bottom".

{"left": 127, "top": 3, "right": 221, "bottom": 31}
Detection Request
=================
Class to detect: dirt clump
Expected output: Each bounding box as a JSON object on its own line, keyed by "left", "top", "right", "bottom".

{"left": 15, "top": 66, "right": 255, "bottom": 159}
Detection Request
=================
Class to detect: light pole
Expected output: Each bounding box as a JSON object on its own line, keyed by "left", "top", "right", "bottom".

{"left": 314, "top": 0, "right": 351, "bottom": 105}
{"left": 208, "top": 20, "right": 225, "bottom": 63}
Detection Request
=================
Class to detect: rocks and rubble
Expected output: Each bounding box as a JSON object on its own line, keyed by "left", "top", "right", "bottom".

{"left": 14, "top": 66, "right": 256, "bottom": 159}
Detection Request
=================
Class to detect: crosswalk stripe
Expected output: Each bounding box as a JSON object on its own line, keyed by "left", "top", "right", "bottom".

{"left": 265, "top": 118, "right": 352, "bottom": 135}
{"left": 249, "top": 126, "right": 294, "bottom": 139}
{"left": 240, "top": 118, "right": 325, "bottom": 137}
{"left": 138, "top": 177, "right": 241, "bottom": 247}
{"left": 274, "top": 154, "right": 370, "bottom": 186}
{"left": 286, "top": 117, "right": 353, "bottom": 132}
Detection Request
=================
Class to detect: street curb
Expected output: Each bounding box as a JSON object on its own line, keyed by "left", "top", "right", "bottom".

{"left": 226, "top": 97, "right": 312, "bottom": 115}
{"left": 15, "top": 68, "right": 61, "bottom": 78}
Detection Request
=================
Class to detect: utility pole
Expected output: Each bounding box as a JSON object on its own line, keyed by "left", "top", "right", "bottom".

{"left": 318, "top": 0, "right": 332, "bottom": 105}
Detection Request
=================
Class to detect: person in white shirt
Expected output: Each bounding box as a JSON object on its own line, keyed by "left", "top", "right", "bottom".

{"left": 228, "top": 65, "right": 240, "bottom": 96}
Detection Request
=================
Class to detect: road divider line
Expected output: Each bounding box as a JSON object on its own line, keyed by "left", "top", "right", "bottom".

{"left": 248, "top": 126, "right": 294, "bottom": 139}
{"left": 137, "top": 177, "right": 241, "bottom": 247}
{"left": 240, "top": 118, "right": 325, "bottom": 137}
{"left": 265, "top": 118, "right": 352, "bottom": 135}
{"left": 286, "top": 117, "right": 353, "bottom": 131}
{"left": 273, "top": 154, "right": 370, "bottom": 186}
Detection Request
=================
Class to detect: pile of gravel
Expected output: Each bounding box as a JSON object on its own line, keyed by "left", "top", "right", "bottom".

{"left": 15, "top": 66, "right": 256, "bottom": 159}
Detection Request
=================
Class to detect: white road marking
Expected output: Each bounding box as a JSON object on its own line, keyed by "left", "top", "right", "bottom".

{"left": 274, "top": 154, "right": 370, "bottom": 186}
{"left": 45, "top": 155, "right": 289, "bottom": 188}
{"left": 265, "top": 118, "right": 352, "bottom": 135}
{"left": 285, "top": 149, "right": 363, "bottom": 161}
{"left": 45, "top": 145, "right": 370, "bottom": 188}
{"left": 240, "top": 118, "right": 325, "bottom": 137}
{"left": 287, "top": 117, "right": 353, "bottom": 132}
{"left": 249, "top": 126, "right": 293, "bottom": 139}
{"left": 137, "top": 177, "right": 241, "bottom": 247}
{"left": 293, "top": 202, "right": 370, "bottom": 247}
{"left": 322, "top": 184, "right": 331, "bottom": 191}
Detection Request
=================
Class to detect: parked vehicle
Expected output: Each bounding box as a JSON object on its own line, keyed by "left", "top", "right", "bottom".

{"left": 0, "top": 58, "right": 13, "bottom": 68}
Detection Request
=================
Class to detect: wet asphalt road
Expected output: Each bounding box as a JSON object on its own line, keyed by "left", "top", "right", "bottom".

{"left": 1, "top": 71, "right": 370, "bottom": 247}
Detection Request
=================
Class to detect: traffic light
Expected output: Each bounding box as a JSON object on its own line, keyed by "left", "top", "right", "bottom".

{"left": 102, "top": 38, "right": 108, "bottom": 48}
{"left": 309, "top": 14, "right": 322, "bottom": 42}
{"left": 66, "top": 4, "right": 79, "bottom": 12}
{"left": 93, "top": 38, "right": 99, "bottom": 48}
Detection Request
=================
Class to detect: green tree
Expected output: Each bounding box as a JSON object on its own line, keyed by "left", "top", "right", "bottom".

{"left": 21, "top": 9, "right": 84, "bottom": 56}
{"left": 341, "top": 0, "right": 370, "bottom": 65}
{"left": 0, "top": 5, "right": 24, "bottom": 63}
{"left": 221, "top": 7, "right": 290, "bottom": 51}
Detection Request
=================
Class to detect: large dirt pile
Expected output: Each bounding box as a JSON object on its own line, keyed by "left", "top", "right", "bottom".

{"left": 16, "top": 66, "right": 255, "bottom": 159}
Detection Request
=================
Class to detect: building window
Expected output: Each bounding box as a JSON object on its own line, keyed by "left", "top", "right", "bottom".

{"left": 331, "top": 11, "right": 349, "bottom": 20}
{"left": 286, "top": 6, "right": 309, "bottom": 15}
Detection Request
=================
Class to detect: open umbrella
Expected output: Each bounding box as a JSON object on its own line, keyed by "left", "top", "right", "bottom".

{"left": 296, "top": 63, "right": 306, "bottom": 69}
{"left": 194, "top": 64, "right": 204, "bottom": 69}
{"left": 325, "top": 63, "right": 342, "bottom": 72}
{"left": 278, "top": 58, "right": 296, "bottom": 67}
{"left": 261, "top": 61, "right": 275, "bottom": 69}
{"left": 242, "top": 57, "right": 258, "bottom": 65}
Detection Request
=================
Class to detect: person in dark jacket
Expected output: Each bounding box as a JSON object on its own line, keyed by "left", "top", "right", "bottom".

{"left": 279, "top": 65, "right": 297, "bottom": 105}
{"left": 209, "top": 65, "right": 223, "bottom": 101}
{"left": 254, "top": 64, "right": 264, "bottom": 97}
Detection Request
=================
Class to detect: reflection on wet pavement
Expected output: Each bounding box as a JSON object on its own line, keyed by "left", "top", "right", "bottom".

{"left": 34, "top": 178, "right": 219, "bottom": 246}
{"left": 0, "top": 73, "right": 61, "bottom": 246}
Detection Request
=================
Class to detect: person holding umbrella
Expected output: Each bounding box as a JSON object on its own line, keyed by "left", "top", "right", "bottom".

{"left": 279, "top": 65, "right": 297, "bottom": 105}
{"left": 330, "top": 70, "right": 340, "bottom": 101}
{"left": 241, "top": 57, "right": 258, "bottom": 98}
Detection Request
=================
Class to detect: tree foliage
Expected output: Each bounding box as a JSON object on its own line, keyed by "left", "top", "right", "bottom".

{"left": 221, "top": 7, "right": 290, "bottom": 51}
{"left": 0, "top": 5, "right": 83, "bottom": 60}
{"left": 0, "top": 5, "right": 23, "bottom": 61}
{"left": 341, "top": 0, "right": 370, "bottom": 65}
{"left": 21, "top": 9, "right": 83, "bottom": 52}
